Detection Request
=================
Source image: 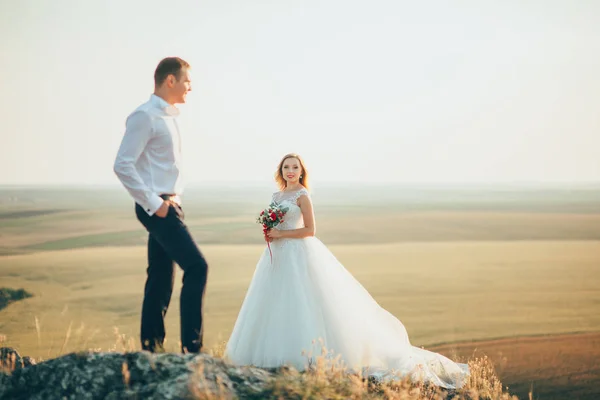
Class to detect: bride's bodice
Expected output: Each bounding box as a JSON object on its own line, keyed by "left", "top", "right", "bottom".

{"left": 271, "top": 188, "right": 309, "bottom": 231}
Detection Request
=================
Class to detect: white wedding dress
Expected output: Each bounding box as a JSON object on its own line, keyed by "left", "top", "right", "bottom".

{"left": 225, "top": 188, "right": 469, "bottom": 388}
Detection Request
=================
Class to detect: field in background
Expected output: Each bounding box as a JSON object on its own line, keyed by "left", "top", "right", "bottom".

{"left": 1, "top": 240, "right": 599, "bottom": 357}
{"left": 1, "top": 184, "right": 600, "bottom": 399}
{"left": 2, "top": 184, "right": 600, "bottom": 254}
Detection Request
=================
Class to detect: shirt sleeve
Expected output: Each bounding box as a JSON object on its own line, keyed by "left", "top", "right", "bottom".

{"left": 113, "top": 110, "right": 164, "bottom": 216}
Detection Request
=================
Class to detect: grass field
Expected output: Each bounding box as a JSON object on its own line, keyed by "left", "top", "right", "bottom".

{"left": 431, "top": 332, "right": 600, "bottom": 400}
{"left": 1, "top": 185, "right": 599, "bottom": 399}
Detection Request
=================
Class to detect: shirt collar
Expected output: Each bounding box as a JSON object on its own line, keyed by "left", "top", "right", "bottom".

{"left": 150, "top": 94, "right": 180, "bottom": 116}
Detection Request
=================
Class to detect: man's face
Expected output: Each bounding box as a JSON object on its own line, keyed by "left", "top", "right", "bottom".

{"left": 171, "top": 68, "right": 192, "bottom": 104}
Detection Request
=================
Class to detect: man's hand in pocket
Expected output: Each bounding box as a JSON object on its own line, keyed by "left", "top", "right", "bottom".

{"left": 154, "top": 200, "right": 170, "bottom": 218}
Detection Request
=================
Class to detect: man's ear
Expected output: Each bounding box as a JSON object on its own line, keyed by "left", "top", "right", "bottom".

{"left": 167, "top": 74, "right": 175, "bottom": 88}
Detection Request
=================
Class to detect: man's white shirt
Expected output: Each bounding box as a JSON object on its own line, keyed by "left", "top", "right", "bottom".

{"left": 114, "top": 94, "right": 184, "bottom": 216}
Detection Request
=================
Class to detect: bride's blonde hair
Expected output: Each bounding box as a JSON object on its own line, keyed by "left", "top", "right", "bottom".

{"left": 275, "top": 153, "right": 310, "bottom": 191}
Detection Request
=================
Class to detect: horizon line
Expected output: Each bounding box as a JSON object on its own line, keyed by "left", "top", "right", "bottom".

{"left": 2, "top": 181, "right": 600, "bottom": 189}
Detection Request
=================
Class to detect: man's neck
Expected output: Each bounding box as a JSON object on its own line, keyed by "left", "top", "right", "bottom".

{"left": 153, "top": 91, "right": 175, "bottom": 106}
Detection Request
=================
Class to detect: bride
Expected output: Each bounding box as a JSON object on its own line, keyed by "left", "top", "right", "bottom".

{"left": 224, "top": 153, "right": 469, "bottom": 389}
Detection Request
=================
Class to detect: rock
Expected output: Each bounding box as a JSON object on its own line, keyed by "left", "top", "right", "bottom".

{"left": 0, "top": 347, "right": 36, "bottom": 370}
{"left": 0, "top": 348, "right": 272, "bottom": 400}
{"left": 0, "top": 347, "right": 472, "bottom": 399}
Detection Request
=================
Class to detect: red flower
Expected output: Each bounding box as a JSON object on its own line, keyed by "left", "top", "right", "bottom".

{"left": 270, "top": 212, "right": 277, "bottom": 220}
{"left": 260, "top": 211, "right": 264, "bottom": 216}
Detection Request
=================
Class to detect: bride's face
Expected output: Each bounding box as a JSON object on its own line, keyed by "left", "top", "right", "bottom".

{"left": 282, "top": 157, "right": 302, "bottom": 186}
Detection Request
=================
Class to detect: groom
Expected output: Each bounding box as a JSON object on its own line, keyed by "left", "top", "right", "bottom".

{"left": 113, "top": 57, "right": 208, "bottom": 353}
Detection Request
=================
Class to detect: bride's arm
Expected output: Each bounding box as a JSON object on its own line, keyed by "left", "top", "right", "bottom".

{"left": 268, "top": 194, "right": 316, "bottom": 239}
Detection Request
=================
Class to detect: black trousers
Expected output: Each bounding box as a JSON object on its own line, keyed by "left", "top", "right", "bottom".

{"left": 135, "top": 202, "right": 208, "bottom": 353}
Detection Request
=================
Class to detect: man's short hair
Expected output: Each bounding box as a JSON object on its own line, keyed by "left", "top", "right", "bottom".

{"left": 154, "top": 57, "right": 190, "bottom": 86}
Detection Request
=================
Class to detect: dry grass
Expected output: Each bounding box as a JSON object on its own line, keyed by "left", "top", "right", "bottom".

{"left": 430, "top": 332, "right": 600, "bottom": 400}
{"left": 16, "top": 325, "right": 599, "bottom": 400}
{"left": 5, "top": 325, "right": 597, "bottom": 398}
{"left": 212, "top": 344, "right": 519, "bottom": 400}
{"left": 2, "top": 332, "right": 520, "bottom": 399}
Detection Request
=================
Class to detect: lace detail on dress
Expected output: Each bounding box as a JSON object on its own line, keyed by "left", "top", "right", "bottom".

{"left": 272, "top": 187, "right": 309, "bottom": 206}
{"left": 292, "top": 188, "right": 309, "bottom": 203}
{"left": 271, "top": 188, "right": 310, "bottom": 232}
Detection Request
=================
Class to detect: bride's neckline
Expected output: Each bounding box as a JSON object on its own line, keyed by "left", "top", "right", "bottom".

{"left": 280, "top": 186, "right": 306, "bottom": 194}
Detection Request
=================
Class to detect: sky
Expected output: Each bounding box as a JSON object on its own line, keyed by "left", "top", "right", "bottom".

{"left": 0, "top": 0, "right": 599, "bottom": 186}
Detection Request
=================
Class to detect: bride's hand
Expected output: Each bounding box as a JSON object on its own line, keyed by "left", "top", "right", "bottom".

{"left": 266, "top": 228, "right": 283, "bottom": 240}
{"left": 264, "top": 232, "right": 273, "bottom": 242}
{"left": 263, "top": 229, "right": 273, "bottom": 242}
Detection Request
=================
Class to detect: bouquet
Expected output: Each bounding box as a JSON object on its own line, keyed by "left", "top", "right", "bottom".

{"left": 256, "top": 202, "right": 289, "bottom": 263}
